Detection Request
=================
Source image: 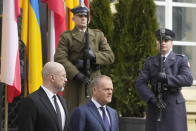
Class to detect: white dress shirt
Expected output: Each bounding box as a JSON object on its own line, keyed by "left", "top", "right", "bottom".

{"left": 162, "top": 49, "right": 172, "bottom": 62}
{"left": 41, "top": 85, "right": 66, "bottom": 130}
{"left": 91, "top": 98, "right": 111, "bottom": 125}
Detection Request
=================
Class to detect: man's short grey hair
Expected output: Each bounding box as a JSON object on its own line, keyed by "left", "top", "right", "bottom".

{"left": 89, "top": 75, "right": 112, "bottom": 88}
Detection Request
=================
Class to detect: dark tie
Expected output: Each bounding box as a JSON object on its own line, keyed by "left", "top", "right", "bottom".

{"left": 162, "top": 56, "right": 166, "bottom": 71}
{"left": 53, "top": 95, "right": 62, "bottom": 131}
{"left": 163, "top": 56, "right": 166, "bottom": 62}
{"left": 100, "top": 107, "right": 111, "bottom": 131}
{"left": 163, "top": 56, "right": 166, "bottom": 65}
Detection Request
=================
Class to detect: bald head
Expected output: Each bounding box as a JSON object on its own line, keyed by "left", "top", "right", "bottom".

{"left": 42, "top": 62, "right": 65, "bottom": 81}
{"left": 41, "top": 62, "right": 67, "bottom": 93}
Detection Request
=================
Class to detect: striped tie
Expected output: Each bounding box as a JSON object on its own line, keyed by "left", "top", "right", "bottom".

{"left": 100, "top": 107, "right": 111, "bottom": 131}
{"left": 53, "top": 95, "right": 62, "bottom": 131}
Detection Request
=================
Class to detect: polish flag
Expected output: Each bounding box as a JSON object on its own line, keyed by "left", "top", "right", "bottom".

{"left": 84, "top": 0, "right": 90, "bottom": 20}
{"left": 42, "top": 0, "right": 67, "bottom": 61}
{"left": 41, "top": 0, "right": 66, "bottom": 96}
{"left": 1, "top": 0, "right": 21, "bottom": 103}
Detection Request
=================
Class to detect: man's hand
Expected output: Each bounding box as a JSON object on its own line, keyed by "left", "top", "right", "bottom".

{"left": 85, "top": 49, "right": 96, "bottom": 61}
{"left": 74, "top": 73, "right": 90, "bottom": 85}
{"left": 149, "top": 97, "right": 166, "bottom": 109}
{"left": 157, "top": 72, "right": 167, "bottom": 83}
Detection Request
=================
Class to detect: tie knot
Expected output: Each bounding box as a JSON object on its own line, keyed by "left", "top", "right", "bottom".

{"left": 100, "top": 107, "right": 105, "bottom": 112}
{"left": 163, "top": 56, "right": 166, "bottom": 61}
{"left": 53, "top": 95, "right": 57, "bottom": 101}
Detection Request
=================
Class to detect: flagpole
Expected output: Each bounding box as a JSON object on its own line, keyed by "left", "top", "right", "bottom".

{"left": 4, "top": 85, "right": 8, "bottom": 131}
{"left": 48, "top": 9, "right": 51, "bottom": 61}
{"left": 24, "top": 46, "right": 28, "bottom": 97}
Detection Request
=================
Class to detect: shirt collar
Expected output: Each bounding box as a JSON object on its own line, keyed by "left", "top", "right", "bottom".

{"left": 162, "top": 49, "right": 172, "bottom": 60}
{"left": 75, "top": 26, "right": 86, "bottom": 32}
{"left": 91, "top": 98, "right": 106, "bottom": 109}
{"left": 79, "top": 29, "right": 86, "bottom": 32}
{"left": 41, "top": 85, "right": 56, "bottom": 99}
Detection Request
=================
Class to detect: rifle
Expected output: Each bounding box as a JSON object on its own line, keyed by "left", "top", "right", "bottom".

{"left": 156, "top": 28, "right": 167, "bottom": 122}
{"left": 83, "top": 10, "right": 90, "bottom": 98}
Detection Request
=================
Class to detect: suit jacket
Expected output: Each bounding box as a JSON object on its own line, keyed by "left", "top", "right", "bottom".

{"left": 70, "top": 100, "right": 119, "bottom": 131}
{"left": 17, "top": 87, "right": 69, "bottom": 131}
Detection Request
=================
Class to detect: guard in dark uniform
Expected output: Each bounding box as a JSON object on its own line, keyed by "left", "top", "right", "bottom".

{"left": 135, "top": 28, "right": 193, "bottom": 131}
{"left": 54, "top": 5, "right": 114, "bottom": 113}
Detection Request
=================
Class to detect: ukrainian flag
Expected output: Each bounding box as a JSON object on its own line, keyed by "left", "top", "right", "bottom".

{"left": 21, "top": 0, "right": 43, "bottom": 94}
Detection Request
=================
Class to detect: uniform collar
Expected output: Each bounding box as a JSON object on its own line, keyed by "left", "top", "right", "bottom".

{"left": 162, "top": 49, "right": 172, "bottom": 61}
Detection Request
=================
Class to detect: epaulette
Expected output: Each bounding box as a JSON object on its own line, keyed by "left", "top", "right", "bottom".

{"left": 92, "top": 29, "right": 101, "bottom": 32}
{"left": 145, "top": 56, "right": 153, "bottom": 61}
{"left": 176, "top": 54, "right": 185, "bottom": 57}
{"left": 146, "top": 56, "right": 153, "bottom": 60}
{"left": 64, "top": 30, "right": 71, "bottom": 33}
{"left": 61, "top": 30, "right": 72, "bottom": 36}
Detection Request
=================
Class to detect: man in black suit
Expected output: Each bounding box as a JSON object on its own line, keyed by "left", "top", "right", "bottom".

{"left": 17, "top": 62, "right": 69, "bottom": 131}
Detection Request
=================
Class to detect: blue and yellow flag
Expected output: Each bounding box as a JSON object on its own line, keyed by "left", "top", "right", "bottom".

{"left": 21, "top": 0, "right": 43, "bottom": 94}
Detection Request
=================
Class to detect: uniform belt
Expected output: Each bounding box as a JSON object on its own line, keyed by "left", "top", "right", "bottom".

{"left": 163, "top": 87, "right": 181, "bottom": 92}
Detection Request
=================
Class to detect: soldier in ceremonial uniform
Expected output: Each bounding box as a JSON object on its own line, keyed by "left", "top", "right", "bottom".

{"left": 54, "top": 5, "right": 114, "bottom": 113}
{"left": 135, "top": 28, "right": 193, "bottom": 131}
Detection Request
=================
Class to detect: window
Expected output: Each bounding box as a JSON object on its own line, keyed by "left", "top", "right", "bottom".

{"left": 155, "top": 0, "right": 196, "bottom": 85}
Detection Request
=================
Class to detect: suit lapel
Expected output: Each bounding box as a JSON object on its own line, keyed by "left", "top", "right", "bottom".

{"left": 153, "top": 52, "right": 176, "bottom": 69}
{"left": 88, "top": 100, "right": 106, "bottom": 131}
{"left": 88, "top": 29, "right": 96, "bottom": 48}
{"left": 152, "top": 53, "right": 160, "bottom": 68}
{"left": 107, "top": 106, "right": 114, "bottom": 131}
{"left": 38, "top": 88, "right": 61, "bottom": 131}
{"left": 72, "top": 28, "right": 96, "bottom": 48}
{"left": 164, "top": 51, "right": 175, "bottom": 69}
{"left": 72, "top": 28, "right": 85, "bottom": 43}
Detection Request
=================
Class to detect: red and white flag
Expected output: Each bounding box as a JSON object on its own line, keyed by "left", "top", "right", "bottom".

{"left": 42, "top": 0, "right": 67, "bottom": 61}
{"left": 1, "top": 0, "right": 21, "bottom": 103}
{"left": 41, "top": 0, "right": 66, "bottom": 96}
{"left": 84, "top": 0, "right": 90, "bottom": 21}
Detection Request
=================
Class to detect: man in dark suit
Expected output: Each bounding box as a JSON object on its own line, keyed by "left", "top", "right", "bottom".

{"left": 18, "top": 62, "right": 69, "bottom": 131}
{"left": 135, "top": 28, "right": 193, "bottom": 131}
{"left": 70, "top": 75, "right": 119, "bottom": 131}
